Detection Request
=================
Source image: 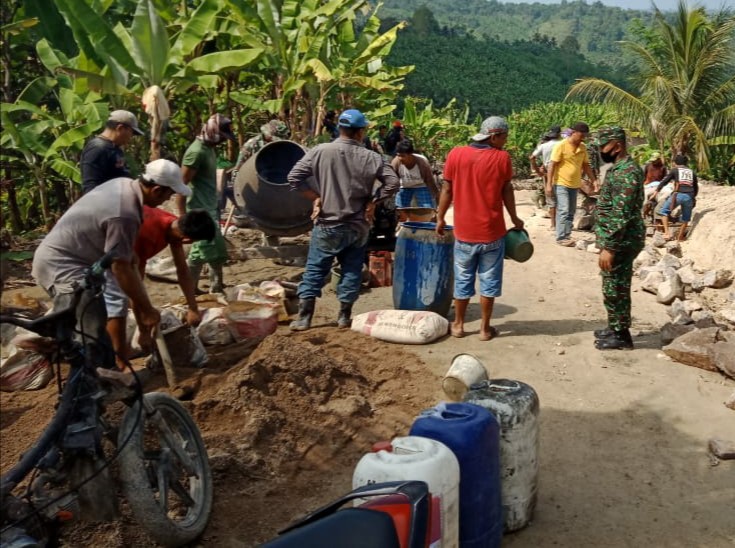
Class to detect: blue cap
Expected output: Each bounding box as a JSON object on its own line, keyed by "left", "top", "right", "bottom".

{"left": 337, "top": 109, "right": 369, "bottom": 128}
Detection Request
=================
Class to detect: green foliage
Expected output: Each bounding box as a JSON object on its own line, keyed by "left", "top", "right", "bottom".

{"left": 388, "top": 27, "right": 625, "bottom": 118}
{"left": 397, "top": 97, "right": 474, "bottom": 162}
{"left": 380, "top": 0, "right": 655, "bottom": 68}
{"left": 567, "top": 1, "right": 735, "bottom": 178}
{"left": 505, "top": 102, "right": 620, "bottom": 177}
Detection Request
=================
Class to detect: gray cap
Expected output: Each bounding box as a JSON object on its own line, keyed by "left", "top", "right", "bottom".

{"left": 471, "top": 116, "right": 509, "bottom": 142}
{"left": 108, "top": 110, "right": 144, "bottom": 135}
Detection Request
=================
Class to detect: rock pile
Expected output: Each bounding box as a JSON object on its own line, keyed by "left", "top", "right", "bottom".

{"left": 632, "top": 238, "right": 735, "bottom": 380}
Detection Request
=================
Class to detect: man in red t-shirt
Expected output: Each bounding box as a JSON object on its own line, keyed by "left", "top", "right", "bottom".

{"left": 104, "top": 206, "right": 215, "bottom": 369}
{"left": 436, "top": 116, "right": 524, "bottom": 341}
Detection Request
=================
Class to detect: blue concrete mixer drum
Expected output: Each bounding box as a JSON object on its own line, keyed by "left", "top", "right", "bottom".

{"left": 464, "top": 379, "right": 540, "bottom": 532}
{"left": 392, "top": 222, "right": 454, "bottom": 317}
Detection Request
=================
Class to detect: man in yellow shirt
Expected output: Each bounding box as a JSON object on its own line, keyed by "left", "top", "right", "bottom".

{"left": 545, "top": 122, "right": 598, "bottom": 246}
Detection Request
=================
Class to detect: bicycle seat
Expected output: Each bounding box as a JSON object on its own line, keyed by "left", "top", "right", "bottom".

{"left": 0, "top": 304, "right": 76, "bottom": 340}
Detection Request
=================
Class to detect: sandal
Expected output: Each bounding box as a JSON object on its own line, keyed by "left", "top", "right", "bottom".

{"left": 479, "top": 326, "right": 499, "bottom": 341}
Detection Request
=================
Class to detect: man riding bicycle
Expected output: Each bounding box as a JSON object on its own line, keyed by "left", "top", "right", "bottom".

{"left": 31, "top": 159, "right": 192, "bottom": 369}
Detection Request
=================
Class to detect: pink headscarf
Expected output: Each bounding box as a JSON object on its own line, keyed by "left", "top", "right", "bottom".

{"left": 199, "top": 113, "right": 235, "bottom": 145}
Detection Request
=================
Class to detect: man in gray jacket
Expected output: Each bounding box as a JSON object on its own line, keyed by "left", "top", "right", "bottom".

{"left": 287, "top": 109, "right": 399, "bottom": 330}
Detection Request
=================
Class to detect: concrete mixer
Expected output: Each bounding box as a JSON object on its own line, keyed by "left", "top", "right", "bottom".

{"left": 232, "top": 139, "right": 398, "bottom": 257}
{"left": 233, "top": 140, "right": 314, "bottom": 237}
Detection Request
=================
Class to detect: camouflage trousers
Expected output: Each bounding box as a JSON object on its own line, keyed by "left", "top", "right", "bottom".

{"left": 601, "top": 245, "right": 642, "bottom": 331}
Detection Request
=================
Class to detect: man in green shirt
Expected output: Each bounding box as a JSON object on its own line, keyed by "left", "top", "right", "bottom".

{"left": 593, "top": 126, "right": 645, "bottom": 350}
{"left": 177, "top": 114, "right": 237, "bottom": 293}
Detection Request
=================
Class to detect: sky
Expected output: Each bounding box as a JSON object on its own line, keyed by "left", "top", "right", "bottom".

{"left": 496, "top": 0, "right": 733, "bottom": 11}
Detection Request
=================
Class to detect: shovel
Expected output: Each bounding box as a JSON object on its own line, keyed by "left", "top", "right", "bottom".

{"left": 154, "top": 330, "right": 179, "bottom": 388}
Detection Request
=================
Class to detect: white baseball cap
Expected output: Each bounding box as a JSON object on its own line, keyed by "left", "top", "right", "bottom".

{"left": 142, "top": 159, "right": 191, "bottom": 196}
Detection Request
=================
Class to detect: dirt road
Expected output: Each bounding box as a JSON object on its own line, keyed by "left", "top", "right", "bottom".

{"left": 1, "top": 189, "right": 733, "bottom": 546}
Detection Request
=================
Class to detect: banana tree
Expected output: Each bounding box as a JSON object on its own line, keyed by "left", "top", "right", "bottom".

{"left": 52, "top": 0, "right": 263, "bottom": 159}
{"left": 1, "top": 72, "right": 107, "bottom": 226}
{"left": 225, "top": 0, "right": 412, "bottom": 138}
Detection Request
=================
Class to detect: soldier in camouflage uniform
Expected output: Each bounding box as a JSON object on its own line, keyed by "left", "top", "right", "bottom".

{"left": 232, "top": 119, "right": 290, "bottom": 178}
{"left": 592, "top": 126, "right": 645, "bottom": 350}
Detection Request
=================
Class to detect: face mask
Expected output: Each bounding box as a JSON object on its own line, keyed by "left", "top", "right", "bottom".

{"left": 600, "top": 147, "right": 618, "bottom": 164}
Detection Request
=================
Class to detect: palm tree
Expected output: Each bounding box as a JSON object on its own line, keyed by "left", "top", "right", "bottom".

{"left": 567, "top": 1, "right": 735, "bottom": 172}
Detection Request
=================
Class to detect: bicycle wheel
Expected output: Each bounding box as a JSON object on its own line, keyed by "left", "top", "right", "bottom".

{"left": 118, "top": 392, "right": 213, "bottom": 547}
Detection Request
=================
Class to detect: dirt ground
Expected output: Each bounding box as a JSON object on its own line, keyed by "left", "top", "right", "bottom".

{"left": 1, "top": 187, "right": 734, "bottom": 547}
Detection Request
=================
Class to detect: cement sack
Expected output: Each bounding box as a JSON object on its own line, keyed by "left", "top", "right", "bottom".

{"left": 351, "top": 310, "right": 448, "bottom": 344}
{"left": 130, "top": 308, "right": 183, "bottom": 353}
{"left": 197, "top": 307, "right": 235, "bottom": 346}
{"left": 1, "top": 346, "right": 53, "bottom": 392}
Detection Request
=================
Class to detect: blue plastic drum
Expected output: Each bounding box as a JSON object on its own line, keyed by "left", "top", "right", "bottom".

{"left": 410, "top": 402, "right": 503, "bottom": 548}
{"left": 392, "top": 222, "right": 454, "bottom": 317}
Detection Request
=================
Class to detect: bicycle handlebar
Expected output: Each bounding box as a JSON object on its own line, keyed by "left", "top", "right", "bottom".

{"left": 0, "top": 250, "right": 117, "bottom": 339}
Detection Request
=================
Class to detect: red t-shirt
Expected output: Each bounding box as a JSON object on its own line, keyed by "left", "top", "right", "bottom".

{"left": 443, "top": 144, "right": 513, "bottom": 243}
{"left": 134, "top": 206, "right": 177, "bottom": 274}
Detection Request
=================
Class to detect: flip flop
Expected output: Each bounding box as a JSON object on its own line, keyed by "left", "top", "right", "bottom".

{"left": 479, "top": 326, "right": 499, "bottom": 341}
{"left": 450, "top": 325, "right": 465, "bottom": 338}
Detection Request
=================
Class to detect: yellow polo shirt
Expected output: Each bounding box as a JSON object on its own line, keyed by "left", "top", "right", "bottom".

{"left": 550, "top": 139, "right": 589, "bottom": 189}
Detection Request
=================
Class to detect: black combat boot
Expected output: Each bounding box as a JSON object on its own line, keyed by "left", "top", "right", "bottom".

{"left": 594, "top": 328, "right": 634, "bottom": 350}
{"left": 593, "top": 327, "right": 615, "bottom": 339}
{"left": 290, "top": 298, "right": 315, "bottom": 331}
{"left": 337, "top": 302, "right": 353, "bottom": 329}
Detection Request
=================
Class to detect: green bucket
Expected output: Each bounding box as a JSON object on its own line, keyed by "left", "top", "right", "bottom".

{"left": 504, "top": 228, "right": 534, "bottom": 262}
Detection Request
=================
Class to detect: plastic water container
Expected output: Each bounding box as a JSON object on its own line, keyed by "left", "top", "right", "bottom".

{"left": 410, "top": 402, "right": 502, "bottom": 548}
{"left": 464, "top": 379, "right": 540, "bottom": 532}
{"left": 392, "top": 222, "right": 454, "bottom": 317}
{"left": 353, "top": 436, "right": 460, "bottom": 548}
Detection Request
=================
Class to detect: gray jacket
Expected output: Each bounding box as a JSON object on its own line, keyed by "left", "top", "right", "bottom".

{"left": 288, "top": 137, "right": 399, "bottom": 233}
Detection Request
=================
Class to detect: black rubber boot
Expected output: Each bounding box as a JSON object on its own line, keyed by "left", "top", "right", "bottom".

{"left": 594, "top": 329, "right": 634, "bottom": 350}
{"left": 290, "top": 298, "right": 315, "bottom": 331}
{"left": 594, "top": 327, "right": 615, "bottom": 339}
{"left": 337, "top": 302, "right": 353, "bottom": 329}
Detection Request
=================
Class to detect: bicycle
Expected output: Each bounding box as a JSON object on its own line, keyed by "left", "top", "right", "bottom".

{"left": 0, "top": 251, "right": 213, "bottom": 547}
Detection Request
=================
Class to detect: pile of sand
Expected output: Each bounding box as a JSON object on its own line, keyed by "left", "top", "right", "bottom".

{"left": 684, "top": 184, "right": 735, "bottom": 272}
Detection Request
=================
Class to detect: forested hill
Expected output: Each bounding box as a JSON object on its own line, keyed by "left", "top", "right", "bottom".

{"left": 386, "top": 9, "right": 626, "bottom": 117}
{"left": 378, "top": 0, "right": 653, "bottom": 67}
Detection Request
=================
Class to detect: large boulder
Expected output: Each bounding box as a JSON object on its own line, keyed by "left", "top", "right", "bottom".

{"left": 677, "top": 265, "right": 697, "bottom": 286}
{"left": 642, "top": 271, "right": 665, "bottom": 294}
{"left": 667, "top": 299, "right": 693, "bottom": 325}
{"left": 717, "top": 305, "right": 735, "bottom": 326}
{"left": 662, "top": 327, "right": 720, "bottom": 372}
{"left": 691, "top": 270, "right": 732, "bottom": 292}
{"left": 664, "top": 241, "right": 682, "bottom": 258}
{"left": 633, "top": 249, "right": 658, "bottom": 269}
{"left": 656, "top": 273, "right": 685, "bottom": 305}
{"left": 702, "top": 269, "right": 733, "bottom": 289}
{"left": 639, "top": 265, "right": 662, "bottom": 281}
{"left": 657, "top": 254, "right": 681, "bottom": 271}
{"left": 652, "top": 232, "right": 667, "bottom": 248}
{"left": 713, "top": 341, "right": 735, "bottom": 378}
{"left": 660, "top": 322, "right": 696, "bottom": 346}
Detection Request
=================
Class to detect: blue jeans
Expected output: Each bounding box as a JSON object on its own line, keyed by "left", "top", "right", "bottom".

{"left": 555, "top": 186, "right": 578, "bottom": 241}
{"left": 298, "top": 224, "right": 369, "bottom": 304}
{"left": 659, "top": 192, "right": 694, "bottom": 222}
{"left": 453, "top": 238, "right": 505, "bottom": 299}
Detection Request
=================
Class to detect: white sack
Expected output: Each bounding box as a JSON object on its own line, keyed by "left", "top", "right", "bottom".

{"left": 351, "top": 309, "right": 448, "bottom": 344}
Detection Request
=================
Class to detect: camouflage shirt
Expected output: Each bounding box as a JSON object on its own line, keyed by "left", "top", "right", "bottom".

{"left": 595, "top": 156, "right": 645, "bottom": 252}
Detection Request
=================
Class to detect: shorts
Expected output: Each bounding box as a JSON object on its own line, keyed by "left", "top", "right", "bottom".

{"left": 453, "top": 238, "right": 505, "bottom": 299}
{"left": 103, "top": 271, "right": 128, "bottom": 318}
{"left": 395, "top": 186, "right": 435, "bottom": 209}
{"left": 660, "top": 192, "right": 693, "bottom": 222}
{"left": 546, "top": 191, "right": 557, "bottom": 208}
